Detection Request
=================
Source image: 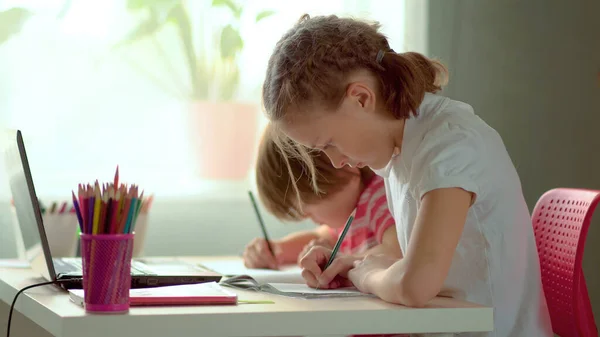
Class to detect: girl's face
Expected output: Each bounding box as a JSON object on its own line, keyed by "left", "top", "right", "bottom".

{"left": 302, "top": 167, "right": 362, "bottom": 228}
{"left": 279, "top": 71, "right": 401, "bottom": 171}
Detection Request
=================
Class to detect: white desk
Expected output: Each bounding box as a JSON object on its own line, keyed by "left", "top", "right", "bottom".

{"left": 0, "top": 257, "right": 493, "bottom": 337}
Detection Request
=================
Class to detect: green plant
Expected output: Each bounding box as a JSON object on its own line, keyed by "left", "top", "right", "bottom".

{"left": 118, "top": 0, "right": 275, "bottom": 101}
{"left": 0, "top": 1, "right": 71, "bottom": 45}
{"left": 0, "top": 8, "right": 33, "bottom": 45}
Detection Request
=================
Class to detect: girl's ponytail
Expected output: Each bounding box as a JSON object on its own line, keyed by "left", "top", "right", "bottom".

{"left": 377, "top": 51, "right": 449, "bottom": 119}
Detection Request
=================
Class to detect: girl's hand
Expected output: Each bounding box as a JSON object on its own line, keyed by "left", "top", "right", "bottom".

{"left": 297, "top": 238, "right": 334, "bottom": 265}
{"left": 242, "top": 238, "right": 283, "bottom": 270}
{"left": 348, "top": 254, "right": 398, "bottom": 293}
{"left": 298, "top": 245, "right": 359, "bottom": 289}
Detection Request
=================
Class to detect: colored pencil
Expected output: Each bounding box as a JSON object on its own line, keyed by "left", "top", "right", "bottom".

{"left": 72, "top": 191, "right": 83, "bottom": 232}
{"left": 87, "top": 191, "right": 94, "bottom": 234}
{"left": 114, "top": 166, "right": 119, "bottom": 189}
{"left": 103, "top": 197, "right": 112, "bottom": 234}
{"left": 98, "top": 192, "right": 108, "bottom": 234}
{"left": 92, "top": 182, "right": 102, "bottom": 234}
{"left": 124, "top": 197, "right": 136, "bottom": 234}
{"left": 118, "top": 196, "right": 131, "bottom": 234}
{"left": 109, "top": 193, "right": 118, "bottom": 234}
{"left": 131, "top": 191, "right": 144, "bottom": 233}
{"left": 58, "top": 202, "right": 67, "bottom": 214}
{"left": 72, "top": 167, "right": 151, "bottom": 235}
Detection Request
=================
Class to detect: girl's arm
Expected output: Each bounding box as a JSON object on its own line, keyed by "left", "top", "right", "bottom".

{"left": 358, "top": 225, "right": 402, "bottom": 258}
{"left": 274, "top": 226, "right": 336, "bottom": 264}
{"left": 355, "top": 187, "right": 471, "bottom": 306}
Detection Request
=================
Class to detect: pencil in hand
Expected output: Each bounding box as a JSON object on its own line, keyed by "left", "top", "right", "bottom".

{"left": 316, "top": 208, "right": 356, "bottom": 290}
{"left": 248, "top": 191, "right": 276, "bottom": 258}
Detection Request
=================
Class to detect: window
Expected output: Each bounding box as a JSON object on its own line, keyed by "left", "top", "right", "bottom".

{"left": 0, "top": 0, "right": 417, "bottom": 201}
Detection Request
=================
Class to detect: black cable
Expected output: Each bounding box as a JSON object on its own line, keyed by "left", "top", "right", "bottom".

{"left": 6, "top": 278, "right": 82, "bottom": 337}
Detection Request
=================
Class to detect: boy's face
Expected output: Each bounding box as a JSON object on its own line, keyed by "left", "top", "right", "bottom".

{"left": 302, "top": 167, "right": 362, "bottom": 228}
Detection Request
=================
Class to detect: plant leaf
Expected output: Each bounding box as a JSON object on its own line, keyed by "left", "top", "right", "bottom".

{"left": 220, "top": 24, "right": 243, "bottom": 59}
{"left": 127, "top": 0, "right": 149, "bottom": 10}
{"left": 255, "top": 10, "right": 275, "bottom": 22}
{"left": 116, "top": 0, "right": 182, "bottom": 48}
{"left": 127, "top": 0, "right": 183, "bottom": 19}
{"left": 211, "top": 0, "right": 242, "bottom": 19}
{"left": 128, "top": 0, "right": 179, "bottom": 10}
{"left": 168, "top": 4, "right": 202, "bottom": 99}
{"left": 0, "top": 8, "right": 33, "bottom": 45}
{"left": 113, "top": 15, "right": 163, "bottom": 48}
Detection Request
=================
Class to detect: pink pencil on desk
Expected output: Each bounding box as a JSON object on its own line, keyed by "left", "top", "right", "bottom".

{"left": 114, "top": 166, "right": 119, "bottom": 190}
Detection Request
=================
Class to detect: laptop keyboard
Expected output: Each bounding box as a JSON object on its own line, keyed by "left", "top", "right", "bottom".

{"left": 54, "top": 258, "right": 80, "bottom": 273}
{"left": 131, "top": 261, "right": 157, "bottom": 275}
{"left": 54, "top": 258, "right": 156, "bottom": 276}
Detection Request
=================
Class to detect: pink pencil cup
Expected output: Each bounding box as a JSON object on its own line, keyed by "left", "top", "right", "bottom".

{"left": 80, "top": 233, "right": 134, "bottom": 313}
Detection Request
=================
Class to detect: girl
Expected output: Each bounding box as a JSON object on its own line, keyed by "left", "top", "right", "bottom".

{"left": 261, "top": 14, "right": 553, "bottom": 337}
{"left": 243, "top": 124, "right": 400, "bottom": 270}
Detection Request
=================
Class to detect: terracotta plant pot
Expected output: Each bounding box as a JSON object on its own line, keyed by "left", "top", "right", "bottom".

{"left": 188, "top": 101, "right": 259, "bottom": 180}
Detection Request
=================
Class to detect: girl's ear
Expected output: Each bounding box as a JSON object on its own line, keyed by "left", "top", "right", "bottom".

{"left": 346, "top": 81, "right": 376, "bottom": 113}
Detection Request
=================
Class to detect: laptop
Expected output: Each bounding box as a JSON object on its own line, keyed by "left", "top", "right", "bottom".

{"left": 4, "top": 129, "right": 222, "bottom": 289}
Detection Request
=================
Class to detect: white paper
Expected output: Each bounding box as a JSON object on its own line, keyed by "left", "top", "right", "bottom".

{"left": 267, "top": 283, "right": 365, "bottom": 295}
{"left": 199, "top": 260, "right": 305, "bottom": 284}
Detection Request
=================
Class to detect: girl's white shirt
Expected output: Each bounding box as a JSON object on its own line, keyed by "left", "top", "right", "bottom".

{"left": 375, "top": 93, "right": 553, "bottom": 337}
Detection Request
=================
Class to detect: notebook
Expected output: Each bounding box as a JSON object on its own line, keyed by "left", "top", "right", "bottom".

{"left": 199, "top": 260, "right": 372, "bottom": 299}
{"left": 199, "top": 260, "right": 305, "bottom": 284}
{"left": 221, "top": 275, "right": 372, "bottom": 299}
{"left": 68, "top": 282, "right": 238, "bottom": 306}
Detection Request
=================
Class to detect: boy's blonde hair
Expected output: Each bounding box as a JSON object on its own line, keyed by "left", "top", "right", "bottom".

{"left": 261, "top": 14, "right": 448, "bottom": 193}
{"left": 256, "top": 125, "right": 356, "bottom": 221}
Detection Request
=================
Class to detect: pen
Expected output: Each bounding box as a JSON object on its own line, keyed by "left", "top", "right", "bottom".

{"left": 317, "top": 208, "right": 356, "bottom": 290}
{"left": 248, "top": 190, "right": 275, "bottom": 257}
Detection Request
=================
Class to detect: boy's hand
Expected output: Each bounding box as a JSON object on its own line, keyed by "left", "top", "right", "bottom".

{"left": 297, "top": 238, "right": 333, "bottom": 264}
{"left": 298, "top": 246, "right": 358, "bottom": 289}
{"left": 242, "top": 238, "right": 283, "bottom": 270}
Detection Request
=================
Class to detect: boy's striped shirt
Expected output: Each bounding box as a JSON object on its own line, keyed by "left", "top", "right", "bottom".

{"left": 330, "top": 175, "right": 395, "bottom": 254}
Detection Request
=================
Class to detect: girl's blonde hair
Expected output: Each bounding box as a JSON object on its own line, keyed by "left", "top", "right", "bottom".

{"left": 262, "top": 14, "right": 448, "bottom": 195}
{"left": 256, "top": 125, "right": 360, "bottom": 221}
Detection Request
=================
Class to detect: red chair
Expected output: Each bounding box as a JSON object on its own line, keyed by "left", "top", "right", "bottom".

{"left": 532, "top": 188, "right": 599, "bottom": 337}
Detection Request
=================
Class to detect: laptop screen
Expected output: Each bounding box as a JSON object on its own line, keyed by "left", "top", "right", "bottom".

{"left": 4, "top": 130, "right": 56, "bottom": 281}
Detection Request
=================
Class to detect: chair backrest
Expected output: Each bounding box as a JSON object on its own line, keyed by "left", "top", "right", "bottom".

{"left": 532, "top": 188, "right": 599, "bottom": 337}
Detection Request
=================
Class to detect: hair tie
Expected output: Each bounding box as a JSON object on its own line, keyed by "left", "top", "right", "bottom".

{"left": 376, "top": 50, "right": 386, "bottom": 63}
{"left": 376, "top": 49, "right": 395, "bottom": 64}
